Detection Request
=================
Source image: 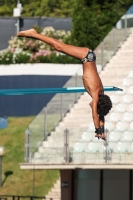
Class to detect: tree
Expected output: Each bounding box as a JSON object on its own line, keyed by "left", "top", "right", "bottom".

{"left": 0, "top": 0, "right": 76, "bottom": 17}
{"left": 71, "top": 0, "right": 133, "bottom": 49}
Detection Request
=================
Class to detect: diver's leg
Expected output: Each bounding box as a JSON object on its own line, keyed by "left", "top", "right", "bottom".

{"left": 17, "top": 29, "right": 89, "bottom": 60}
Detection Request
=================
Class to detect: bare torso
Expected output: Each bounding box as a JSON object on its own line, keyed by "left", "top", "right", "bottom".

{"left": 82, "top": 61, "right": 104, "bottom": 97}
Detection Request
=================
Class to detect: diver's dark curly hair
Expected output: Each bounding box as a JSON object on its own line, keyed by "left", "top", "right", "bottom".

{"left": 97, "top": 94, "right": 112, "bottom": 116}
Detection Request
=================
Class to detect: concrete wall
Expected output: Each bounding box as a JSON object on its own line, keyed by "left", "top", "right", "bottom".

{"left": 0, "top": 75, "right": 70, "bottom": 116}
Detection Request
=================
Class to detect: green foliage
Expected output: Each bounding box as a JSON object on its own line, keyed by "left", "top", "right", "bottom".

{"left": 32, "top": 25, "right": 43, "bottom": 34}
{"left": 71, "top": 0, "right": 133, "bottom": 49}
{"left": 14, "top": 52, "right": 31, "bottom": 64}
{"left": 0, "top": 0, "right": 76, "bottom": 17}
{"left": 0, "top": 49, "right": 79, "bottom": 64}
{"left": 0, "top": 51, "right": 13, "bottom": 65}
{"left": 23, "top": 39, "right": 40, "bottom": 52}
{"left": 0, "top": 5, "right": 13, "bottom": 16}
{"left": 35, "top": 53, "right": 80, "bottom": 64}
{"left": 30, "top": 50, "right": 51, "bottom": 63}
{"left": 8, "top": 26, "right": 71, "bottom": 53}
{"left": 1, "top": 0, "right": 133, "bottom": 63}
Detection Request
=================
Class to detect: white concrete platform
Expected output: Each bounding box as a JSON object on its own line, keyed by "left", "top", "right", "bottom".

{"left": 20, "top": 163, "right": 133, "bottom": 170}
{"left": 0, "top": 63, "right": 102, "bottom": 76}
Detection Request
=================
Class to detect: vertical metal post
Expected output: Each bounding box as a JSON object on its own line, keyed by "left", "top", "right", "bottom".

{"left": 17, "top": 0, "right": 20, "bottom": 33}
{"left": 75, "top": 73, "right": 78, "bottom": 102}
{"left": 104, "top": 148, "right": 107, "bottom": 163}
{"left": 0, "top": 156, "right": 2, "bottom": 187}
{"left": 44, "top": 106, "right": 47, "bottom": 141}
{"left": 104, "top": 129, "right": 111, "bottom": 163}
{"left": 17, "top": 17, "right": 20, "bottom": 33}
{"left": 13, "top": 196, "right": 15, "bottom": 200}
{"left": 25, "top": 129, "right": 30, "bottom": 162}
{"left": 124, "top": 14, "right": 127, "bottom": 40}
{"left": 61, "top": 93, "right": 63, "bottom": 121}
{"left": 104, "top": 130, "right": 108, "bottom": 163}
{"left": 101, "top": 41, "right": 104, "bottom": 70}
{"left": 113, "top": 27, "right": 116, "bottom": 54}
{"left": 64, "top": 129, "right": 69, "bottom": 163}
{"left": 32, "top": 165, "right": 35, "bottom": 200}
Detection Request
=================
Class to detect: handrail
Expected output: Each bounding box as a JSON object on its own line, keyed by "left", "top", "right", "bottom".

{"left": 0, "top": 195, "right": 46, "bottom": 200}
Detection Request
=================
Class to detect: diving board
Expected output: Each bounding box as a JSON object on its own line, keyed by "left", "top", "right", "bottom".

{"left": 0, "top": 86, "right": 123, "bottom": 95}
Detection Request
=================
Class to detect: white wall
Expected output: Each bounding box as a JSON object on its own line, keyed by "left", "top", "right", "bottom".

{"left": 0, "top": 63, "right": 82, "bottom": 76}
{"left": 0, "top": 63, "right": 102, "bottom": 76}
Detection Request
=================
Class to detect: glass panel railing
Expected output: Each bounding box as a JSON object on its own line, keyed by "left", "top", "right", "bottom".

{"left": 95, "top": 27, "right": 131, "bottom": 70}
{"left": 27, "top": 109, "right": 45, "bottom": 159}
{"left": 29, "top": 130, "right": 133, "bottom": 164}
{"left": 26, "top": 66, "right": 83, "bottom": 159}
{"left": 46, "top": 69, "right": 83, "bottom": 135}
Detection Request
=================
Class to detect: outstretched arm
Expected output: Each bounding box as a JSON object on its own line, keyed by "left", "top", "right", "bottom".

{"left": 91, "top": 94, "right": 100, "bottom": 129}
{"left": 17, "top": 29, "right": 89, "bottom": 60}
{"left": 91, "top": 94, "right": 106, "bottom": 140}
{"left": 99, "top": 115, "right": 105, "bottom": 135}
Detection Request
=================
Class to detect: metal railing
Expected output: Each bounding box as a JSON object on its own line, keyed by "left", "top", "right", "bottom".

{"left": 95, "top": 27, "right": 131, "bottom": 69}
{"left": 24, "top": 14, "right": 133, "bottom": 163}
{"left": 25, "top": 70, "right": 83, "bottom": 161}
{"left": 0, "top": 196, "right": 59, "bottom": 200}
{"left": 0, "top": 196, "right": 46, "bottom": 200}
{"left": 25, "top": 128, "right": 133, "bottom": 164}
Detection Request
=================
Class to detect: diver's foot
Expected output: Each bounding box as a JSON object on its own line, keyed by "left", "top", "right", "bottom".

{"left": 17, "top": 29, "right": 37, "bottom": 37}
{"left": 100, "top": 133, "right": 106, "bottom": 141}
{"left": 95, "top": 134, "right": 106, "bottom": 141}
